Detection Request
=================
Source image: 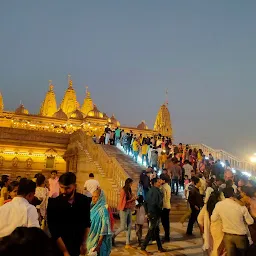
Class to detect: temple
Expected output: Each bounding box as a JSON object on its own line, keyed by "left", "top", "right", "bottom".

{"left": 1, "top": 75, "right": 255, "bottom": 213}
{"left": 0, "top": 75, "right": 172, "bottom": 179}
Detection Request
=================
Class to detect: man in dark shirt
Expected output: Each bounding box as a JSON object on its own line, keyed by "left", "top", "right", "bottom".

{"left": 47, "top": 172, "right": 91, "bottom": 256}
{"left": 186, "top": 176, "right": 203, "bottom": 236}
{"left": 141, "top": 177, "right": 166, "bottom": 254}
{"left": 139, "top": 167, "right": 152, "bottom": 199}
{"left": 170, "top": 158, "right": 182, "bottom": 195}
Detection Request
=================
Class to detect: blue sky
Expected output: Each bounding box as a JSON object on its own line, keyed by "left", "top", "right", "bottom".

{"left": 1, "top": 1, "right": 256, "bottom": 159}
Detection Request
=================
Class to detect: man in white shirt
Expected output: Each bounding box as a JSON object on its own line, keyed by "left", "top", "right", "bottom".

{"left": 84, "top": 173, "right": 100, "bottom": 196}
{"left": 160, "top": 174, "right": 171, "bottom": 242}
{"left": 183, "top": 160, "right": 193, "bottom": 180}
{"left": 211, "top": 187, "right": 254, "bottom": 256}
{"left": 0, "top": 178, "right": 39, "bottom": 238}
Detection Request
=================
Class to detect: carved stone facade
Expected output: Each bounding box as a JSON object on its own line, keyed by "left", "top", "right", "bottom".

{"left": 0, "top": 128, "right": 68, "bottom": 179}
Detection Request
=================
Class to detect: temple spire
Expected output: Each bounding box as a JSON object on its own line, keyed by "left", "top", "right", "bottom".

{"left": 40, "top": 80, "right": 57, "bottom": 117}
{"left": 154, "top": 101, "right": 172, "bottom": 138}
{"left": 60, "top": 74, "right": 77, "bottom": 114}
{"left": 81, "top": 86, "right": 93, "bottom": 115}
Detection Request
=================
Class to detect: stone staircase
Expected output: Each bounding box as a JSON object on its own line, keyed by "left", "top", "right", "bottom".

{"left": 101, "top": 145, "right": 144, "bottom": 184}
{"left": 101, "top": 145, "right": 189, "bottom": 223}
{"left": 170, "top": 194, "right": 188, "bottom": 223}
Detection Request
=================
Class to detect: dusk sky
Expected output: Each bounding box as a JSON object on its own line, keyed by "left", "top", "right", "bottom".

{"left": 1, "top": 1, "right": 256, "bottom": 159}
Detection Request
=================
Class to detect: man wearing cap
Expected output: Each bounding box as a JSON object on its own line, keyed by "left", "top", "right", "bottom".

{"left": 47, "top": 172, "right": 91, "bottom": 256}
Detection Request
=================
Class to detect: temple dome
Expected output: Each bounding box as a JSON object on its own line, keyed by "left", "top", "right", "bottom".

{"left": 137, "top": 120, "right": 148, "bottom": 130}
{"left": 110, "top": 114, "right": 120, "bottom": 127}
{"left": 87, "top": 105, "right": 103, "bottom": 119}
{"left": 154, "top": 103, "right": 172, "bottom": 137}
{"left": 53, "top": 109, "right": 68, "bottom": 120}
{"left": 15, "top": 104, "right": 29, "bottom": 115}
{"left": 69, "top": 109, "right": 84, "bottom": 120}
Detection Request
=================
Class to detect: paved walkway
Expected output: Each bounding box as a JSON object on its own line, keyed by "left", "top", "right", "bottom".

{"left": 111, "top": 221, "right": 204, "bottom": 256}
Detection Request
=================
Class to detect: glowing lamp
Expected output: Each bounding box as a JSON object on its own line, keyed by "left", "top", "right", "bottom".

{"left": 250, "top": 157, "right": 256, "bottom": 163}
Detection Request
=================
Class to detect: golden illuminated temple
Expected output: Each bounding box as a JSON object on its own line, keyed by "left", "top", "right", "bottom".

{"left": 0, "top": 75, "right": 173, "bottom": 182}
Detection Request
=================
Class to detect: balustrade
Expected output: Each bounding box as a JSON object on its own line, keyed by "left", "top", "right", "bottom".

{"left": 75, "top": 132, "right": 129, "bottom": 211}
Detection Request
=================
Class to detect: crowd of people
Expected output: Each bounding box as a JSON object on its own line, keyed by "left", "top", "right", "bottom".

{"left": 1, "top": 132, "right": 256, "bottom": 256}
{"left": 96, "top": 129, "right": 256, "bottom": 255}
{"left": 0, "top": 171, "right": 110, "bottom": 256}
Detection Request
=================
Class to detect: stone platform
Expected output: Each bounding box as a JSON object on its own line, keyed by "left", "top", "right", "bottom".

{"left": 111, "top": 221, "right": 203, "bottom": 256}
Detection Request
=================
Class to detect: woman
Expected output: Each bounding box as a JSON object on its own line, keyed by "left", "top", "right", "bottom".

{"left": 113, "top": 178, "right": 136, "bottom": 248}
{"left": 87, "top": 189, "right": 112, "bottom": 256}
{"left": 0, "top": 175, "right": 10, "bottom": 200}
{"left": 198, "top": 190, "right": 225, "bottom": 256}
{"left": 35, "top": 174, "right": 49, "bottom": 226}
{"left": 4, "top": 181, "right": 19, "bottom": 204}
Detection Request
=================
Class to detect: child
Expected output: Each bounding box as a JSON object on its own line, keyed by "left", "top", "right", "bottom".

{"left": 184, "top": 175, "right": 190, "bottom": 186}
{"left": 135, "top": 195, "right": 146, "bottom": 246}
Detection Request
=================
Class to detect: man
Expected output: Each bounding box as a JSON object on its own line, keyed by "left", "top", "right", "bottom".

{"left": 186, "top": 176, "right": 203, "bottom": 236}
{"left": 147, "top": 145, "right": 153, "bottom": 165}
{"left": 48, "top": 170, "right": 60, "bottom": 198}
{"left": 0, "top": 178, "right": 40, "bottom": 237}
{"left": 121, "top": 132, "right": 127, "bottom": 150}
{"left": 104, "top": 125, "right": 111, "bottom": 145}
{"left": 132, "top": 139, "right": 140, "bottom": 163}
{"left": 211, "top": 187, "right": 254, "bottom": 256}
{"left": 141, "top": 142, "right": 149, "bottom": 166}
{"left": 151, "top": 150, "right": 158, "bottom": 170}
{"left": 183, "top": 160, "right": 193, "bottom": 180}
{"left": 140, "top": 167, "right": 152, "bottom": 199}
{"left": 220, "top": 169, "right": 238, "bottom": 194}
{"left": 114, "top": 127, "right": 121, "bottom": 145}
{"left": 170, "top": 158, "right": 182, "bottom": 195}
{"left": 160, "top": 174, "right": 171, "bottom": 242}
{"left": 84, "top": 173, "right": 100, "bottom": 196}
{"left": 141, "top": 178, "right": 166, "bottom": 255}
{"left": 47, "top": 172, "right": 91, "bottom": 256}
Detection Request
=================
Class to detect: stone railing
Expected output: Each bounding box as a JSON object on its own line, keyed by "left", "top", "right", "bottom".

{"left": 72, "top": 130, "right": 129, "bottom": 211}
{"left": 191, "top": 143, "right": 256, "bottom": 175}
{"left": 84, "top": 136, "right": 129, "bottom": 188}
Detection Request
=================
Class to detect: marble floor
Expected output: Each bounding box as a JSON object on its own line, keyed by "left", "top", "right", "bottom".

{"left": 111, "top": 221, "right": 204, "bottom": 256}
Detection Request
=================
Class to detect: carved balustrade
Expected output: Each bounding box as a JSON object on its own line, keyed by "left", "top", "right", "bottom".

{"left": 71, "top": 130, "right": 129, "bottom": 211}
